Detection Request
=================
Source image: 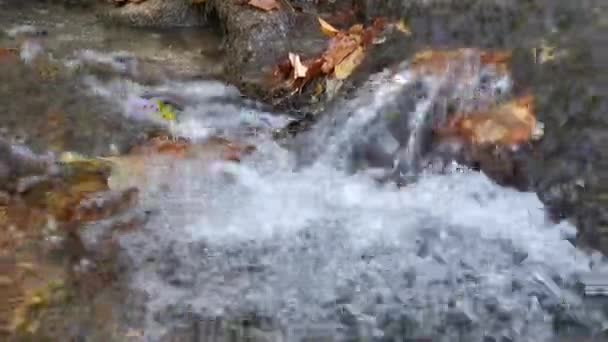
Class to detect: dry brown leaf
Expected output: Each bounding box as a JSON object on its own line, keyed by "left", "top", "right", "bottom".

{"left": 361, "top": 18, "right": 388, "bottom": 46}
{"left": 321, "top": 31, "right": 362, "bottom": 73}
{"left": 270, "top": 20, "right": 387, "bottom": 94}
{"left": 248, "top": 0, "right": 280, "bottom": 11}
{"left": 437, "top": 95, "right": 537, "bottom": 146}
{"left": 288, "top": 52, "right": 308, "bottom": 79}
{"left": 333, "top": 46, "right": 365, "bottom": 80}
{"left": 318, "top": 17, "right": 340, "bottom": 37}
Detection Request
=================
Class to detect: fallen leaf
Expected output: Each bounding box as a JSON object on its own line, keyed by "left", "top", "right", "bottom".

{"left": 248, "top": 0, "right": 280, "bottom": 11}
{"left": 270, "top": 20, "right": 385, "bottom": 94}
{"left": 394, "top": 19, "right": 412, "bottom": 36}
{"left": 362, "top": 18, "right": 387, "bottom": 46}
{"left": 288, "top": 52, "right": 308, "bottom": 79}
{"left": 437, "top": 95, "right": 538, "bottom": 146}
{"left": 321, "top": 31, "right": 361, "bottom": 73}
{"left": 333, "top": 46, "right": 365, "bottom": 80}
{"left": 295, "top": 57, "right": 325, "bottom": 92}
{"left": 318, "top": 17, "right": 340, "bottom": 37}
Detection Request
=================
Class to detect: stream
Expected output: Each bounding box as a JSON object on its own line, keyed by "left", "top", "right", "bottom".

{"left": 1, "top": 1, "right": 607, "bottom": 342}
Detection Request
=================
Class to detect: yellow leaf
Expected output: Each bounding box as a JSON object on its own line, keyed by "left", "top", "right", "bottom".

{"left": 318, "top": 17, "right": 340, "bottom": 37}
{"left": 438, "top": 95, "right": 537, "bottom": 146}
{"left": 333, "top": 46, "right": 365, "bottom": 80}
{"left": 156, "top": 100, "right": 177, "bottom": 122}
{"left": 395, "top": 19, "right": 412, "bottom": 36}
{"left": 288, "top": 52, "right": 308, "bottom": 79}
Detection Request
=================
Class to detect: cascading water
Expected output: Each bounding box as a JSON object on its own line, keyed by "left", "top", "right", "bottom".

{"left": 78, "top": 49, "right": 608, "bottom": 341}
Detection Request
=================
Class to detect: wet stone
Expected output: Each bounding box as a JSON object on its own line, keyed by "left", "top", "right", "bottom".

{"left": 99, "top": 0, "right": 205, "bottom": 28}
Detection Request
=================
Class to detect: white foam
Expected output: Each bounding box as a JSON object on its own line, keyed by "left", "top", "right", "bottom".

{"left": 74, "top": 55, "right": 607, "bottom": 341}
{"left": 117, "top": 150, "right": 601, "bottom": 340}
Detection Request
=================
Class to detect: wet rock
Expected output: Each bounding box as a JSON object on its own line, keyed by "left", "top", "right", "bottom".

{"left": 0, "top": 58, "right": 151, "bottom": 156}
{"left": 99, "top": 0, "right": 205, "bottom": 28}
{"left": 211, "top": 0, "right": 325, "bottom": 95}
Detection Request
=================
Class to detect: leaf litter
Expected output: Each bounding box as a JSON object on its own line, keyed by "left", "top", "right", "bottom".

{"left": 270, "top": 17, "right": 411, "bottom": 95}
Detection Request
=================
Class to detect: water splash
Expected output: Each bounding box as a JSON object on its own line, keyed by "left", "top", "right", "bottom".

{"left": 119, "top": 156, "right": 604, "bottom": 341}
{"left": 79, "top": 74, "right": 293, "bottom": 141}
{"left": 75, "top": 51, "right": 608, "bottom": 341}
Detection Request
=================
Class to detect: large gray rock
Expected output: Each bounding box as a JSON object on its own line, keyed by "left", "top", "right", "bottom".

{"left": 99, "top": 0, "right": 205, "bottom": 27}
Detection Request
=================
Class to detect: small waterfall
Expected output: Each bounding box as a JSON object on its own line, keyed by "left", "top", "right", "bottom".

{"left": 76, "top": 50, "right": 607, "bottom": 341}
{"left": 305, "top": 48, "right": 513, "bottom": 183}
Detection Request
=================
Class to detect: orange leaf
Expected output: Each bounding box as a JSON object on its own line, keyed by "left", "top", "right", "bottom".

{"left": 248, "top": 0, "right": 280, "bottom": 11}
{"left": 348, "top": 24, "right": 364, "bottom": 35}
{"left": 268, "top": 56, "right": 294, "bottom": 88}
{"left": 438, "top": 95, "right": 537, "bottom": 146}
{"left": 298, "top": 57, "right": 325, "bottom": 90}
{"left": 321, "top": 31, "right": 361, "bottom": 73}
{"left": 318, "top": 17, "right": 340, "bottom": 37}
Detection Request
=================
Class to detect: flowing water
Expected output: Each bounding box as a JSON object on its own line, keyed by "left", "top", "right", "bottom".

{"left": 77, "top": 55, "right": 608, "bottom": 341}
{"left": 2, "top": 2, "right": 607, "bottom": 342}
